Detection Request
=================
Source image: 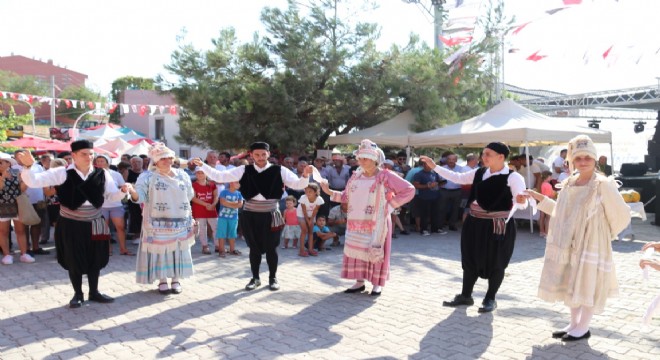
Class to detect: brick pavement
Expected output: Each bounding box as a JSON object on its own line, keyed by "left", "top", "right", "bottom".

{"left": 1, "top": 215, "right": 659, "bottom": 359}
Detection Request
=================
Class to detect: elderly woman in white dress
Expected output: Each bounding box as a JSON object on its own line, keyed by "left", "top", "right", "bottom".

{"left": 524, "top": 135, "right": 630, "bottom": 341}
{"left": 126, "top": 143, "right": 196, "bottom": 295}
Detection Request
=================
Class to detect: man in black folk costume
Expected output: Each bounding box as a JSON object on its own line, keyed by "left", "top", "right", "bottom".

{"left": 17, "top": 140, "right": 131, "bottom": 308}
{"left": 194, "top": 142, "right": 313, "bottom": 291}
{"left": 420, "top": 142, "right": 527, "bottom": 313}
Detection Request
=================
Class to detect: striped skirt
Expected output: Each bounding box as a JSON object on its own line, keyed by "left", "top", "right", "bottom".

{"left": 341, "top": 216, "right": 392, "bottom": 287}
{"left": 135, "top": 236, "right": 195, "bottom": 284}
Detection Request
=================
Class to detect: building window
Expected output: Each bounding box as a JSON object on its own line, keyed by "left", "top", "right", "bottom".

{"left": 179, "top": 149, "right": 190, "bottom": 159}
{"left": 155, "top": 118, "right": 164, "bottom": 140}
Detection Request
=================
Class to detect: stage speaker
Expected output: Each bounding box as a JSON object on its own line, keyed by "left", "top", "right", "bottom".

{"left": 620, "top": 163, "right": 648, "bottom": 177}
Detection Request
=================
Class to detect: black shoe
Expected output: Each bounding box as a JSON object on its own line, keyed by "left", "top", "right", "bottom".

{"left": 552, "top": 330, "right": 567, "bottom": 339}
{"left": 39, "top": 239, "right": 49, "bottom": 245}
{"left": 442, "top": 294, "right": 474, "bottom": 307}
{"left": 400, "top": 230, "right": 410, "bottom": 235}
{"left": 245, "top": 278, "right": 261, "bottom": 291}
{"left": 269, "top": 278, "right": 280, "bottom": 291}
{"left": 370, "top": 290, "right": 381, "bottom": 297}
{"left": 31, "top": 248, "right": 50, "bottom": 255}
{"left": 561, "top": 330, "right": 591, "bottom": 342}
{"left": 69, "top": 293, "right": 84, "bottom": 309}
{"left": 448, "top": 226, "right": 458, "bottom": 231}
{"left": 88, "top": 292, "right": 114, "bottom": 303}
{"left": 478, "top": 299, "right": 497, "bottom": 313}
{"left": 170, "top": 282, "right": 182, "bottom": 294}
{"left": 344, "top": 285, "right": 366, "bottom": 294}
{"left": 392, "top": 234, "right": 398, "bottom": 238}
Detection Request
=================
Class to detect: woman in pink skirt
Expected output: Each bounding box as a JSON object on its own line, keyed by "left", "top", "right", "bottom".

{"left": 320, "top": 139, "right": 414, "bottom": 296}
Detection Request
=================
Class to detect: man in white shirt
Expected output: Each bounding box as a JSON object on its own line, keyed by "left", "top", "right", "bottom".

{"left": 518, "top": 154, "right": 542, "bottom": 191}
{"left": 552, "top": 149, "right": 568, "bottom": 180}
{"left": 438, "top": 153, "right": 464, "bottom": 231}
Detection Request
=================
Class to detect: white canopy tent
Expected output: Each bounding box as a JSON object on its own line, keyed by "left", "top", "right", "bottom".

{"left": 327, "top": 110, "right": 416, "bottom": 147}
{"left": 409, "top": 99, "right": 613, "bottom": 233}
{"left": 123, "top": 139, "right": 151, "bottom": 156}
{"left": 409, "top": 99, "right": 612, "bottom": 147}
{"left": 78, "top": 125, "right": 124, "bottom": 141}
{"left": 97, "top": 137, "right": 133, "bottom": 155}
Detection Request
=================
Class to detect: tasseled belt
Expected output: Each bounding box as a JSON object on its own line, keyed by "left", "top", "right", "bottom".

{"left": 59, "top": 205, "right": 111, "bottom": 241}
{"left": 243, "top": 199, "right": 284, "bottom": 232}
{"left": 469, "top": 202, "right": 510, "bottom": 238}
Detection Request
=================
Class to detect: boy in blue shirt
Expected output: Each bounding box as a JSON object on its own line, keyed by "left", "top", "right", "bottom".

{"left": 216, "top": 182, "right": 244, "bottom": 257}
{"left": 312, "top": 215, "right": 336, "bottom": 252}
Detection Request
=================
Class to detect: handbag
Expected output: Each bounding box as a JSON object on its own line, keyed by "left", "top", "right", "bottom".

{"left": 17, "top": 194, "right": 41, "bottom": 226}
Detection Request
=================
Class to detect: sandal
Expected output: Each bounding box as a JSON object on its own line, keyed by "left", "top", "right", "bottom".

{"left": 218, "top": 251, "right": 226, "bottom": 258}
{"left": 120, "top": 250, "right": 134, "bottom": 256}
{"left": 229, "top": 249, "right": 241, "bottom": 255}
{"left": 309, "top": 250, "right": 319, "bottom": 256}
{"left": 202, "top": 246, "right": 212, "bottom": 255}
{"left": 298, "top": 251, "right": 309, "bottom": 257}
{"left": 158, "top": 282, "right": 170, "bottom": 295}
{"left": 170, "top": 281, "right": 182, "bottom": 294}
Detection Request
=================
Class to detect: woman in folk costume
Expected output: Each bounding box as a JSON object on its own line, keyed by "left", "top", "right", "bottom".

{"left": 420, "top": 142, "right": 528, "bottom": 313}
{"left": 524, "top": 135, "right": 630, "bottom": 341}
{"left": 320, "top": 139, "right": 415, "bottom": 296}
{"left": 126, "top": 143, "right": 196, "bottom": 295}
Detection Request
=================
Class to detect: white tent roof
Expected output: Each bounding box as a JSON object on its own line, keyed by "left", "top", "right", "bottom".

{"left": 123, "top": 139, "right": 151, "bottom": 156}
{"left": 78, "top": 125, "right": 124, "bottom": 141}
{"left": 97, "top": 137, "right": 133, "bottom": 155}
{"left": 409, "top": 99, "right": 612, "bottom": 147}
{"left": 327, "top": 110, "right": 417, "bottom": 147}
{"left": 119, "top": 131, "right": 147, "bottom": 143}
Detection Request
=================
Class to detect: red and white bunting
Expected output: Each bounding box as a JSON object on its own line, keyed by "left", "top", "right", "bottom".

{"left": 0, "top": 90, "right": 180, "bottom": 117}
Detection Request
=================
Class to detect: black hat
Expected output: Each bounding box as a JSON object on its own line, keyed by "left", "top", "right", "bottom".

{"left": 249, "top": 142, "right": 270, "bottom": 152}
{"left": 71, "top": 140, "right": 94, "bottom": 152}
{"left": 485, "top": 142, "right": 510, "bottom": 158}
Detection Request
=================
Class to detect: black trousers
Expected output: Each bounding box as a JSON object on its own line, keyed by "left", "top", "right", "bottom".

{"left": 240, "top": 211, "right": 281, "bottom": 279}
{"left": 418, "top": 197, "right": 440, "bottom": 233}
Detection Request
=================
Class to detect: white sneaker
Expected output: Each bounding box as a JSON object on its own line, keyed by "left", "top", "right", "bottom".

{"left": 1, "top": 255, "right": 13, "bottom": 265}
{"left": 19, "top": 254, "right": 35, "bottom": 263}
{"left": 421, "top": 231, "right": 431, "bottom": 236}
{"left": 436, "top": 229, "right": 448, "bottom": 235}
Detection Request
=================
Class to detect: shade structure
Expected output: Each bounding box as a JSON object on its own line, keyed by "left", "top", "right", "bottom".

{"left": 123, "top": 139, "right": 151, "bottom": 156}
{"left": 409, "top": 100, "right": 612, "bottom": 148}
{"left": 327, "top": 110, "right": 417, "bottom": 147}
{"left": 78, "top": 125, "right": 124, "bottom": 141}
{"left": 97, "top": 137, "right": 133, "bottom": 155}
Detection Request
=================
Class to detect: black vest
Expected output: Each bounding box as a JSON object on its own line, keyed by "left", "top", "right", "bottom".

{"left": 57, "top": 168, "right": 106, "bottom": 210}
{"left": 467, "top": 167, "right": 513, "bottom": 212}
{"left": 239, "top": 165, "right": 284, "bottom": 200}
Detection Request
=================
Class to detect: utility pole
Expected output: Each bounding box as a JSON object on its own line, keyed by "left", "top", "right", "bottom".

{"left": 50, "top": 75, "right": 56, "bottom": 127}
{"left": 432, "top": 0, "right": 445, "bottom": 50}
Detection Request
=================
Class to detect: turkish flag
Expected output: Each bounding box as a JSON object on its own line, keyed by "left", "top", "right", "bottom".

{"left": 87, "top": 101, "right": 95, "bottom": 109}
{"left": 563, "top": 0, "right": 582, "bottom": 5}
{"left": 169, "top": 106, "right": 177, "bottom": 115}
{"left": 108, "top": 103, "right": 118, "bottom": 114}
{"left": 139, "top": 105, "right": 147, "bottom": 116}
{"left": 512, "top": 22, "right": 530, "bottom": 35}
{"left": 65, "top": 100, "right": 72, "bottom": 108}
{"left": 440, "top": 35, "right": 473, "bottom": 47}
{"left": 527, "top": 51, "right": 547, "bottom": 62}
{"left": 602, "top": 45, "right": 613, "bottom": 59}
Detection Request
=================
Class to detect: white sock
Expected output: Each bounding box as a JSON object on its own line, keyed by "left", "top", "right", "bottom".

{"left": 350, "top": 280, "right": 365, "bottom": 289}
{"left": 372, "top": 285, "right": 382, "bottom": 293}
{"left": 568, "top": 306, "right": 593, "bottom": 337}
{"left": 562, "top": 307, "right": 581, "bottom": 332}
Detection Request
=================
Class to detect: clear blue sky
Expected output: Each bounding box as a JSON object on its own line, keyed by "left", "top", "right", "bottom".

{"left": 2, "top": 0, "right": 659, "bottom": 96}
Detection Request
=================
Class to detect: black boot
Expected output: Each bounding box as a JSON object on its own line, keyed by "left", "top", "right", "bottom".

{"left": 69, "top": 293, "right": 84, "bottom": 309}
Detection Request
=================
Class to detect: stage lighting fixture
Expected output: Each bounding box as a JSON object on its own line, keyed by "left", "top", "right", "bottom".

{"left": 634, "top": 121, "right": 646, "bottom": 133}
{"left": 587, "top": 119, "right": 601, "bottom": 129}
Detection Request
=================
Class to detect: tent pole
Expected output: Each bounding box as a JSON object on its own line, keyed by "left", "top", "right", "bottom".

{"left": 609, "top": 141, "right": 614, "bottom": 176}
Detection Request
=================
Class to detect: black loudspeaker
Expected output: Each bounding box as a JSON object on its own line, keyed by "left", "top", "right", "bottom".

{"left": 620, "top": 163, "right": 648, "bottom": 177}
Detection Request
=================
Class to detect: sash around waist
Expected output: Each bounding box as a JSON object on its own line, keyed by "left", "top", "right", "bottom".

{"left": 243, "top": 199, "right": 279, "bottom": 213}
{"left": 59, "top": 205, "right": 102, "bottom": 221}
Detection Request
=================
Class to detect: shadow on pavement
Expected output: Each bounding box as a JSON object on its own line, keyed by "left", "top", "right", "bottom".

{"left": 185, "top": 291, "right": 374, "bottom": 359}
{"left": 411, "top": 308, "right": 493, "bottom": 359}
{"left": 525, "top": 342, "right": 610, "bottom": 360}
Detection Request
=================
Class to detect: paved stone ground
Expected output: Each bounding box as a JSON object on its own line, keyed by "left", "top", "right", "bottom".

{"left": 1, "top": 215, "right": 659, "bottom": 359}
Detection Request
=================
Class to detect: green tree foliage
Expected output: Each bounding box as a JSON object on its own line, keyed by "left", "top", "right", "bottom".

{"left": 55, "top": 85, "right": 104, "bottom": 122}
{"left": 0, "top": 70, "right": 49, "bottom": 97}
{"left": 109, "top": 76, "right": 155, "bottom": 123}
{"left": 160, "top": 0, "right": 500, "bottom": 153}
{"left": 0, "top": 107, "right": 31, "bottom": 142}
